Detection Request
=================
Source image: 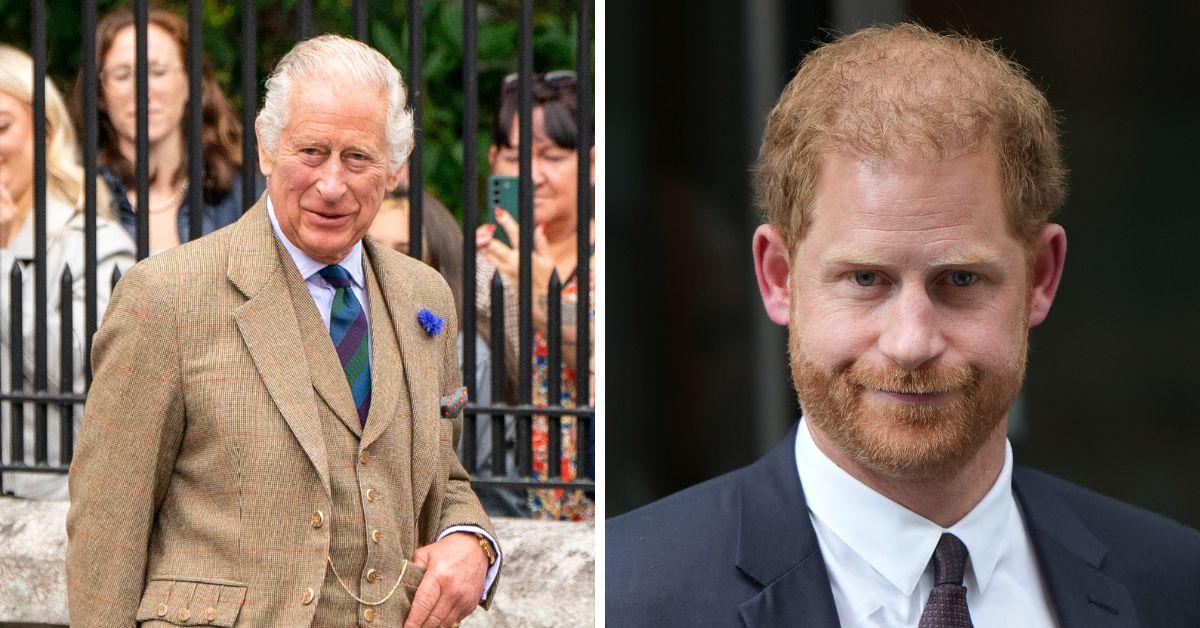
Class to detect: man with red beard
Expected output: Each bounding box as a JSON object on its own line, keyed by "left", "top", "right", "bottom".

{"left": 607, "top": 23, "right": 1200, "bottom": 628}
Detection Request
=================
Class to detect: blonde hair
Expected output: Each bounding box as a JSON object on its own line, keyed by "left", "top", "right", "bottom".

{"left": 257, "top": 35, "right": 413, "bottom": 172}
{"left": 0, "top": 45, "right": 112, "bottom": 215}
{"left": 755, "top": 23, "right": 1066, "bottom": 252}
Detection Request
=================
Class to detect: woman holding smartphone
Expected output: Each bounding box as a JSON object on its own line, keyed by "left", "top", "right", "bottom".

{"left": 475, "top": 70, "right": 595, "bottom": 521}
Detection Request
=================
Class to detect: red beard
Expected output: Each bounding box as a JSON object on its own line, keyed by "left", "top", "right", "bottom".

{"left": 791, "top": 340, "right": 1026, "bottom": 482}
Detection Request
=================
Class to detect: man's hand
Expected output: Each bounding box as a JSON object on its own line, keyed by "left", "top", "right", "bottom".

{"left": 404, "top": 532, "right": 489, "bottom": 628}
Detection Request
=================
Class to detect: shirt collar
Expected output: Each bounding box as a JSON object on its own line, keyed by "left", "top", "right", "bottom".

{"left": 795, "top": 417, "right": 1014, "bottom": 598}
{"left": 266, "top": 194, "right": 364, "bottom": 289}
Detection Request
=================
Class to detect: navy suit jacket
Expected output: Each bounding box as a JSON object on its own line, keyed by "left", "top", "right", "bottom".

{"left": 607, "top": 424, "right": 1200, "bottom": 627}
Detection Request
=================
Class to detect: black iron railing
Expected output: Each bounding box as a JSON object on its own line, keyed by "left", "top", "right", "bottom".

{"left": 1, "top": 0, "right": 594, "bottom": 503}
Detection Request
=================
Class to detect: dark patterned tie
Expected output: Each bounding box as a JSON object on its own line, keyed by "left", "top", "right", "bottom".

{"left": 918, "top": 533, "right": 974, "bottom": 628}
{"left": 318, "top": 265, "right": 371, "bottom": 427}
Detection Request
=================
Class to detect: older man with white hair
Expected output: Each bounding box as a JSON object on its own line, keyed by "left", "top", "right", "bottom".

{"left": 66, "top": 35, "right": 499, "bottom": 627}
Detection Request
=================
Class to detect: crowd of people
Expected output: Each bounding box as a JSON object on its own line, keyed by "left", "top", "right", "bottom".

{"left": 0, "top": 5, "right": 594, "bottom": 521}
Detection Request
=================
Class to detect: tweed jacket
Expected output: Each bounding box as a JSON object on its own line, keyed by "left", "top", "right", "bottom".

{"left": 66, "top": 198, "right": 497, "bottom": 626}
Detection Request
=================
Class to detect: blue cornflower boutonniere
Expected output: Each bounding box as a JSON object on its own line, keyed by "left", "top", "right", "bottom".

{"left": 417, "top": 308, "right": 445, "bottom": 337}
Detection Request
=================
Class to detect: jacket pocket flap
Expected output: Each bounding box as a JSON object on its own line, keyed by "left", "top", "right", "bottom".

{"left": 135, "top": 577, "right": 248, "bottom": 626}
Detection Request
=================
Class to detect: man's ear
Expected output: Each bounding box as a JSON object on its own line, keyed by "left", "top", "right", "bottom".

{"left": 1028, "top": 223, "right": 1067, "bottom": 327}
{"left": 487, "top": 145, "right": 498, "bottom": 169}
{"left": 753, "top": 224, "right": 792, "bottom": 326}
{"left": 255, "top": 119, "right": 274, "bottom": 178}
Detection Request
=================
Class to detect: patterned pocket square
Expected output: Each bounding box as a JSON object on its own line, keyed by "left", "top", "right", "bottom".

{"left": 440, "top": 386, "right": 469, "bottom": 418}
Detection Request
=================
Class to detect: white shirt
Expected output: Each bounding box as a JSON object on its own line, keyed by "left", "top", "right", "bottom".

{"left": 267, "top": 197, "right": 370, "bottom": 330}
{"left": 266, "top": 196, "right": 501, "bottom": 596}
{"left": 795, "top": 418, "right": 1058, "bottom": 628}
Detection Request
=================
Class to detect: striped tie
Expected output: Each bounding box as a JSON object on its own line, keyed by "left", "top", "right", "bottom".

{"left": 318, "top": 265, "right": 371, "bottom": 427}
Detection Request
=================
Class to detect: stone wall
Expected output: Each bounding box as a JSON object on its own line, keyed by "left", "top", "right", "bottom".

{"left": 0, "top": 498, "right": 593, "bottom": 627}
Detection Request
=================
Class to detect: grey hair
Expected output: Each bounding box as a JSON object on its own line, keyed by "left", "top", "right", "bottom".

{"left": 256, "top": 35, "right": 414, "bottom": 171}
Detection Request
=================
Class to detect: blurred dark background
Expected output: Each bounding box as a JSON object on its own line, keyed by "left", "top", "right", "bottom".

{"left": 608, "top": 0, "right": 1200, "bottom": 528}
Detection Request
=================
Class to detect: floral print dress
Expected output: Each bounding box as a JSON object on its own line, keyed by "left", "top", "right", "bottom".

{"left": 474, "top": 253, "right": 595, "bottom": 521}
{"left": 527, "top": 260, "right": 595, "bottom": 520}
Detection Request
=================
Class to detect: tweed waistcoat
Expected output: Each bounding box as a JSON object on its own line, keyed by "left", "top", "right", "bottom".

{"left": 281, "top": 242, "right": 429, "bottom": 626}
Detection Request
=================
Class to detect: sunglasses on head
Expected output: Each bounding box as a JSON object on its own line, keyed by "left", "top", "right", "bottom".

{"left": 501, "top": 70, "right": 577, "bottom": 92}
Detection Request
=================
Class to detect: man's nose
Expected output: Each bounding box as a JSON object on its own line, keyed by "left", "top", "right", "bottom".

{"left": 877, "top": 285, "right": 946, "bottom": 371}
{"left": 314, "top": 158, "right": 348, "bottom": 203}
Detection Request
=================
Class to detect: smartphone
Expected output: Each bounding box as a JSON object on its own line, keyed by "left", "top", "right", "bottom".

{"left": 486, "top": 174, "right": 520, "bottom": 247}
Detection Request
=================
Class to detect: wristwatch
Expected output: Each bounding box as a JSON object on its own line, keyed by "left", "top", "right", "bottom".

{"left": 474, "top": 533, "right": 496, "bottom": 566}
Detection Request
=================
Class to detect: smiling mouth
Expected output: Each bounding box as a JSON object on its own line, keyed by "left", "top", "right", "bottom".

{"left": 303, "top": 208, "right": 354, "bottom": 226}
{"left": 122, "top": 110, "right": 165, "bottom": 121}
{"left": 870, "top": 389, "right": 959, "bottom": 405}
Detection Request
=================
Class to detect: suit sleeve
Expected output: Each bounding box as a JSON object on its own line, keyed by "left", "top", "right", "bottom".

{"left": 434, "top": 301, "right": 502, "bottom": 607}
{"left": 65, "top": 261, "right": 185, "bottom": 627}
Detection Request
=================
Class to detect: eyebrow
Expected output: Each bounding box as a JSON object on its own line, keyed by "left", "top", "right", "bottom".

{"left": 291, "top": 136, "right": 328, "bottom": 147}
{"left": 104, "top": 59, "right": 175, "bottom": 70}
{"left": 825, "top": 250, "right": 885, "bottom": 267}
{"left": 824, "top": 246, "right": 1007, "bottom": 270}
{"left": 926, "top": 247, "right": 1007, "bottom": 268}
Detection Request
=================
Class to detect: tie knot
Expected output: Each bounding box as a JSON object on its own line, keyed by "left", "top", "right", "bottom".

{"left": 932, "top": 533, "right": 969, "bottom": 586}
{"left": 318, "top": 264, "right": 353, "bottom": 289}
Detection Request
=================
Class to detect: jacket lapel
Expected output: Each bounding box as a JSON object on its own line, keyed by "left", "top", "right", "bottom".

{"left": 359, "top": 249, "right": 402, "bottom": 448}
{"left": 1014, "top": 468, "right": 1138, "bottom": 628}
{"left": 281, "top": 247, "right": 364, "bottom": 438}
{"left": 230, "top": 200, "right": 330, "bottom": 495}
{"left": 362, "top": 236, "right": 439, "bottom": 506}
{"left": 736, "top": 427, "right": 1140, "bottom": 628}
{"left": 737, "top": 424, "right": 840, "bottom": 628}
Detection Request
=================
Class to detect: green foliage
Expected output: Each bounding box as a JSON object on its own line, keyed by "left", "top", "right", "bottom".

{"left": 0, "top": 0, "right": 589, "bottom": 220}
